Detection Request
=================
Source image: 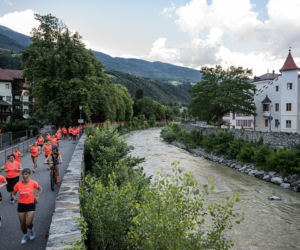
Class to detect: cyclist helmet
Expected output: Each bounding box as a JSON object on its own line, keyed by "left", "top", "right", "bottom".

{"left": 52, "top": 145, "right": 58, "bottom": 151}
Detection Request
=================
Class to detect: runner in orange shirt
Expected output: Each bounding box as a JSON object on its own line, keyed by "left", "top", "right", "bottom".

{"left": 51, "top": 135, "right": 57, "bottom": 146}
{"left": 62, "top": 127, "right": 67, "bottom": 140}
{"left": 30, "top": 142, "right": 40, "bottom": 173}
{"left": 13, "top": 147, "right": 21, "bottom": 163}
{"left": 37, "top": 135, "right": 44, "bottom": 155}
{"left": 12, "top": 168, "right": 42, "bottom": 244}
{"left": 68, "top": 127, "right": 73, "bottom": 140}
{"left": 43, "top": 141, "right": 52, "bottom": 170}
{"left": 0, "top": 174, "right": 7, "bottom": 227}
{"left": 46, "top": 133, "right": 51, "bottom": 141}
{"left": 56, "top": 131, "right": 61, "bottom": 147}
{"left": 4, "top": 154, "right": 22, "bottom": 204}
{"left": 72, "top": 126, "right": 77, "bottom": 141}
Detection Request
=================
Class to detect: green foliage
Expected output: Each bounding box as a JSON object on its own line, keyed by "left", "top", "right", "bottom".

{"left": 0, "top": 114, "right": 39, "bottom": 132}
{"left": 212, "top": 131, "right": 233, "bottom": 155}
{"left": 266, "top": 148, "right": 300, "bottom": 173}
{"left": 160, "top": 126, "right": 177, "bottom": 142}
{"left": 201, "top": 134, "right": 217, "bottom": 152}
{"left": 188, "top": 65, "right": 256, "bottom": 127}
{"left": 236, "top": 144, "right": 253, "bottom": 164}
{"left": 0, "top": 50, "right": 22, "bottom": 69}
{"left": 228, "top": 138, "right": 246, "bottom": 159}
{"left": 251, "top": 146, "right": 272, "bottom": 168}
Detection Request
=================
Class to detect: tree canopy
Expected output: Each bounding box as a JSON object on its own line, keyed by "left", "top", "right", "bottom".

{"left": 188, "top": 65, "right": 256, "bottom": 127}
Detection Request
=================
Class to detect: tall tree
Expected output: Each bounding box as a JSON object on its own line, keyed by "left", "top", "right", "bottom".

{"left": 21, "top": 14, "right": 106, "bottom": 126}
{"left": 188, "top": 65, "right": 256, "bottom": 127}
{"left": 135, "top": 88, "right": 144, "bottom": 100}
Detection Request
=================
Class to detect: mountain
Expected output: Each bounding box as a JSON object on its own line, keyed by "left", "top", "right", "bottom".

{"left": 105, "top": 68, "right": 191, "bottom": 106}
{"left": 93, "top": 51, "right": 202, "bottom": 83}
{"left": 0, "top": 33, "right": 24, "bottom": 52}
{"left": 0, "top": 25, "right": 31, "bottom": 47}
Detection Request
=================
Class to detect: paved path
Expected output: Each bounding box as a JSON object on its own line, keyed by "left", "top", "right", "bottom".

{"left": 0, "top": 137, "right": 79, "bottom": 250}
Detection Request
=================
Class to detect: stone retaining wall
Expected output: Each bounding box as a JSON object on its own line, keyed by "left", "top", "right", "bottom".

{"left": 46, "top": 134, "right": 85, "bottom": 250}
{"left": 179, "top": 124, "right": 300, "bottom": 149}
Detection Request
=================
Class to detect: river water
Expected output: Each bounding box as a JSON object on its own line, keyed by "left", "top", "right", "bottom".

{"left": 125, "top": 128, "right": 300, "bottom": 250}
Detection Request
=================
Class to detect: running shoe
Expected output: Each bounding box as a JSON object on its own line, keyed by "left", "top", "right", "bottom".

{"left": 32, "top": 170, "right": 35, "bottom": 173}
{"left": 0, "top": 216, "right": 2, "bottom": 227}
{"left": 10, "top": 200, "right": 14, "bottom": 204}
{"left": 29, "top": 230, "right": 36, "bottom": 240}
{"left": 49, "top": 172, "right": 51, "bottom": 176}
{"left": 21, "top": 235, "right": 29, "bottom": 244}
{"left": 57, "top": 180, "right": 60, "bottom": 184}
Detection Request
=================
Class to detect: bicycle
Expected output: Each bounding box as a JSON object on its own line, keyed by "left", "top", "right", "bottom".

{"left": 44, "top": 161, "right": 59, "bottom": 191}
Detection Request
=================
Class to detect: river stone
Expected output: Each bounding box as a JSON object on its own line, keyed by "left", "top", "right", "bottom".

{"left": 255, "top": 170, "right": 265, "bottom": 176}
{"left": 263, "top": 175, "right": 270, "bottom": 180}
{"left": 284, "top": 177, "right": 288, "bottom": 182}
{"left": 239, "top": 166, "right": 247, "bottom": 172}
{"left": 268, "top": 196, "right": 281, "bottom": 201}
{"left": 244, "top": 169, "right": 252, "bottom": 174}
{"left": 230, "top": 163, "right": 236, "bottom": 168}
{"left": 248, "top": 170, "right": 258, "bottom": 176}
{"left": 271, "top": 177, "right": 283, "bottom": 185}
{"left": 291, "top": 180, "right": 300, "bottom": 187}
{"left": 268, "top": 172, "right": 276, "bottom": 177}
{"left": 280, "top": 183, "right": 290, "bottom": 189}
{"left": 234, "top": 165, "right": 242, "bottom": 170}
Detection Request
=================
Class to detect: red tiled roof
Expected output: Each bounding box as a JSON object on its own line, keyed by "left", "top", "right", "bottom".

{"left": 279, "top": 52, "right": 299, "bottom": 71}
{"left": 0, "top": 68, "right": 24, "bottom": 81}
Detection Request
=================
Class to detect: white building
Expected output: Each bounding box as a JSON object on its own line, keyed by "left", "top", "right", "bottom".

{"left": 224, "top": 50, "right": 300, "bottom": 132}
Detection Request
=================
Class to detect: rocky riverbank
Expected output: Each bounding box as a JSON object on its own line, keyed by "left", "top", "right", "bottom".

{"left": 171, "top": 141, "right": 300, "bottom": 193}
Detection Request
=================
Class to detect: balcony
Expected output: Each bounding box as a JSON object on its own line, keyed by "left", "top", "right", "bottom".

{"left": 12, "top": 89, "right": 21, "bottom": 95}
{"left": 262, "top": 111, "right": 270, "bottom": 117}
{"left": 13, "top": 100, "right": 20, "bottom": 106}
{"left": 0, "top": 111, "right": 12, "bottom": 116}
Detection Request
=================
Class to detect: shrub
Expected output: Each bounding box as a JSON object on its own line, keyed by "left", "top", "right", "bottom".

{"left": 251, "top": 146, "right": 272, "bottom": 168}
{"left": 187, "top": 130, "right": 202, "bottom": 145}
{"left": 228, "top": 138, "right": 246, "bottom": 159}
{"left": 213, "top": 131, "right": 233, "bottom": 155}
{"left": 201, "top": 134, "right": 217, "bottom": 152}
{"left": 237, "top": 143, "right": 253, "bottom": 164}
{"left": 160, "top": 126, "right": 176, "bottom": 142}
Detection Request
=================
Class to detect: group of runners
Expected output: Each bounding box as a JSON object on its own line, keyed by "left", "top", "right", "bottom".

{"left": 0, "top": 125, "right": 83, "bottom": 244}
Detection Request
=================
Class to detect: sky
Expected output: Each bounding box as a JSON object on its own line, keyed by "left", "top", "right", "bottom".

{"left": 0, "top": 0, "right": 299, "bottom": 76}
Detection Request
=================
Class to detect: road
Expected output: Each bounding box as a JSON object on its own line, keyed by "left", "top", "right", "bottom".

{"left": 0, "top": 137, "right": 79, "bottom": 250}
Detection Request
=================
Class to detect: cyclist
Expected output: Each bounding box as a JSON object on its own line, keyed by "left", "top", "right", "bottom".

{"left": 37, "top": 135, "right": 44, "bottom": 155}
{"left": 4, "top": 154, "right": 22, "bottom": 203}
{"left": 30, "top": 142, "right": 40, "bottom": 173}
{"left": 43, "top": 141, "right": 52, "bottom": 170}
{"left": 12, "top": 168, "right": 42, "bottom": 244}
{"left": 0, "top": 175, "right": 7, "bottom": 227}
{"left": 44, "top": 145, "right": 63, "bottom": 183}
{"left": 51, "top": 135, "right": 57, "bottom": 146}
{"left": 46, "top": 133, "right": 52, "bottom": 141}
{"left": 13, "top": 147, "right": 21, "bottom": 163}
{"left": 56, "top": 131, "right": 61, "bottom": 147}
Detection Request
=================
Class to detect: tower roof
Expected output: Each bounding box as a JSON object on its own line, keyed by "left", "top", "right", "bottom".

{"left": 262, "top": 94, "right": 272, "bottom": 103}
{"left": 279, "top": 50, "right": 299, "bottom": 72}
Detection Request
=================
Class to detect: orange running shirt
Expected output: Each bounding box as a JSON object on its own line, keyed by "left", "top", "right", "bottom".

{"left": 13, "top": 180, "right": 39, "bottom": 204}
{"left": 44, "top": 145, "right": 52, "bottom": 156}
{"left": 13, "top": 151, "right": 21, "bottom": 162}
{"left": 0, "top": 175, "right": 5, "bottom": 191}
{"left": 51, "top": 138, "right": 57, "bottom": 145}
{"left": 38, "top": 137, "right": 44, "bottom": 145}
{"left": 46, "top": 135, "right": 51, "bottom": 141}
{"left": 56, "top": 133, "right": 61, "bottom": 140}
{"left": 30, "top": 146, "right": 39, "bottom": 157}
{"left": 58, "top": 129, "right": 61, "bottom": 133}
{"left": 72, "top": 129, "right": 77, "bottom": 135}
{"left": 5, "top": 162, "right": 21, "bottom": 178}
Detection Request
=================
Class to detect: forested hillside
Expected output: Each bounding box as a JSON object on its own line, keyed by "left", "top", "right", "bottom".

{"left": 105, "top": 68, "right": 191, "bottom": 106}
{"left": 0, "top": 33, "right": 24, "bottom": 52}
{"left": 94, "top": 51, "right": 202, "bottom": 83}
{"left": 0, "top": 25, "right": 31, "bottom": 47}
{"left": 0, "top": 50, "right": 22, "bottom": 69}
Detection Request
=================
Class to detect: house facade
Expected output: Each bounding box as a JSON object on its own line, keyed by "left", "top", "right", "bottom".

{"left": 224, "top": 50, "right": 300, "bottom": 133}
{"left": 0, "top": 68, "right": 29, "bottom": 123}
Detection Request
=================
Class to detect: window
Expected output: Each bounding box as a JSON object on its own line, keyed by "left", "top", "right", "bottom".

{"left": 15, "top": 106, "right": 20, "bottom": 109}
{"left": 6, "top": 96, "right": 11, "bottom": 102}
{"left": 265, "top": 119, "right": 268, "bottom": 127}
{"left": 275, "top": 103, "right": 279, "bottom": 111}
{"left": 286, "top": 120, "right": 291, "bottom": 128}
{"left": 5, "top": 84, "right": 9, "bottom": 89}
{"left": 24, "top": 92, "right": 28, "bottom": 97}
{"left": 24, "top": 109, "right": 29, "bottom": 114}
{"left": 276, "top": 86, "right": 279, "bottom": 92}
{"left": 14, "top": 95, "right": 20, "bottom": 100}
{"left": 287, "top": 83, "right": 293, "bottom": 90}
{"left": 263, "top": 104, "right": 269, "bottom": 111}
{"left": 275, "top": 119, "right": 279, "bottom": 127}
{"left": 286, "top": 103, "right": 292, "bottom": 111}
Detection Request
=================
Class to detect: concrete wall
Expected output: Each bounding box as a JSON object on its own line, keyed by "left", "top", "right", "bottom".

{"left": 46, "top": 134, "right": 85, "bottom": 250}
{"left": 179, "top": 124, "right": 300, "bottom": 149}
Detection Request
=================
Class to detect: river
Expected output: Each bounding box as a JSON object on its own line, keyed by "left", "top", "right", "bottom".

{"left": 125, "top": 128, "right": 300, "bottom": 250}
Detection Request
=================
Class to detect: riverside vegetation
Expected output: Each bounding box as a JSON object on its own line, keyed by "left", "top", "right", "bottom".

{"left": 78, "top": 123, "right": 244, "bottom": 250}
{"left": 161, "top": 123, "right": 300, "bottom": 175}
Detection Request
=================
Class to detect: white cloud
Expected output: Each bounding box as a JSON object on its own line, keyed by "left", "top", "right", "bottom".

{"left": 160, "top": 3, "right": 176, "bottom": 18}
{"left": 0, "top": 9, "right": 39, "bottom": 36}
{"left": 148, "top": 38, "right": 179, "bottom": 61}
{"left": 4, "top": 0, "right": 13, "bottom": 5}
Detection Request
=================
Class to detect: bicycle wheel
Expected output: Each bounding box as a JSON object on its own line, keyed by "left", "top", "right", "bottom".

{"left": 51, "top": 170, "right": 55, "bottom": 191}
{"left": 54, "top": 170, "right": 57, "bottom": 184}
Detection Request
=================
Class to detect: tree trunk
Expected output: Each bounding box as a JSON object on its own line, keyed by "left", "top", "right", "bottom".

{"left": 217, "top": 115, "right": 222, "bottom": 128}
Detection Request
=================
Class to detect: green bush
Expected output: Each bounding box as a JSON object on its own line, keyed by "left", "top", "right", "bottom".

{"left": 213, "top": 131, "right": 233, "bottom": 155}
{"left": 251, "top": 146, "right": 272, "bottom": 168}
{"left": 266, "top": 148, "right": 300, "bottom": 173}
{"left": 160, "top": 126, "right": 176, "bottom": 142}
{"left": 187, "top": 130, "right": 202, "bottom": 145}
{"left": 228, "top": 138, "right": 246, "bottom": 159}
{"left": 237, "top": 143, "right": 253, "bottom": 164}
{"left": 201, "top": 134, "right": 217, "bottom": 152}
